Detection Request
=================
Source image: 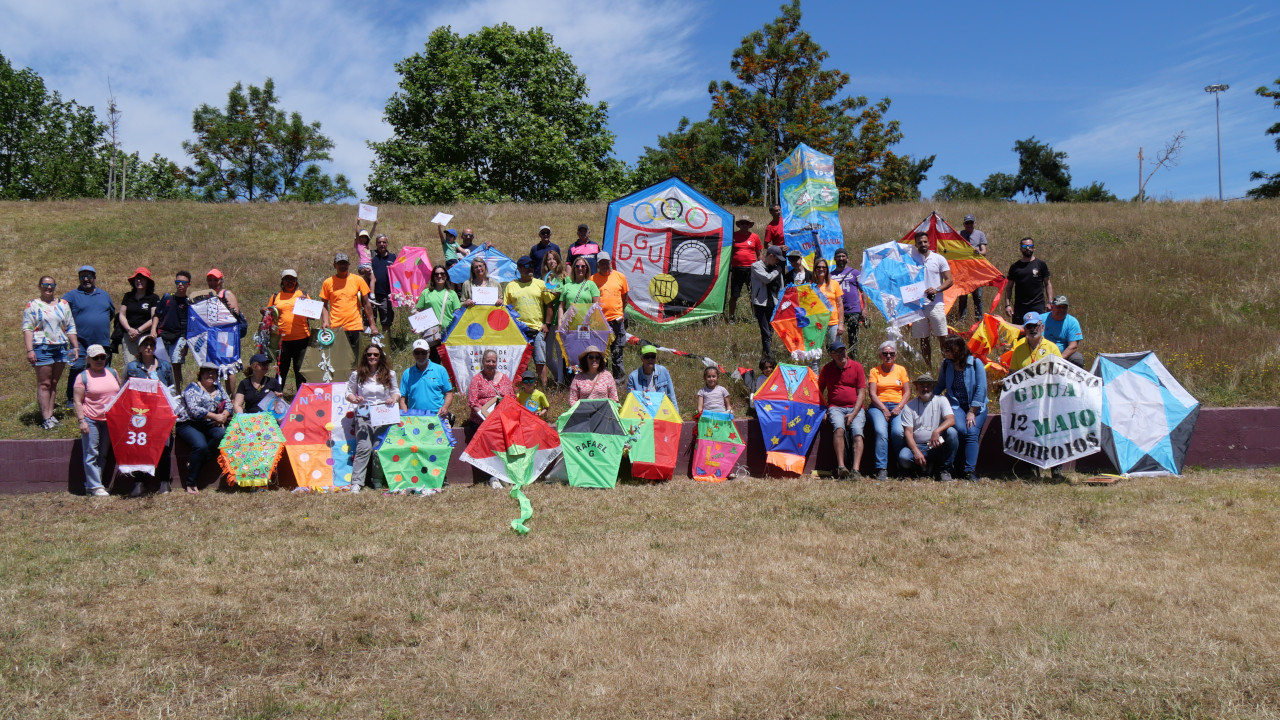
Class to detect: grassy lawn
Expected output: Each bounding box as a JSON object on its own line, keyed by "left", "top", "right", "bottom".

{"left": 1, "top": 470, "right": 1279, "bottom": 718}
{"left": 2, "top": 199, "right": 1278, "bottom": 441}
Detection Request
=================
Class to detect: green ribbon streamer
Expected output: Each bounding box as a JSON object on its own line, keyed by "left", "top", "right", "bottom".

{"left": 509, "top": 481, "right": 533, "bottom": 535}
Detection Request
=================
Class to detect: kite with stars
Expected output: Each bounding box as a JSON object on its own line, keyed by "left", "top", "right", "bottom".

{"left": 691, "top": 411, "right": 745, "bottom": 482}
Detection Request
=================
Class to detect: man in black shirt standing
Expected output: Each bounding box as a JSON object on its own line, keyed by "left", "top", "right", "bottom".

{"left": 1001, "top": 237, "right": 1054, "bottom": 321}
{"left": 370, "top": 234, "right": 398, "bottom": 334}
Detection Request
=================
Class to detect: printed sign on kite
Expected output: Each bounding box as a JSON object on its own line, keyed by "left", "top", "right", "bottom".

{"left": 387, "top": 246, "right": 434, "bottom": 308}
{"left": 899, "top": 212, "right": 1005, "bottom": 313}
{"left": 753, "top": 364, "right": 824, "bottom": 474}
{"left": 439, "top": 305, "right": 533, "bottom": 394}
{"left": 860, "top": 240, "right": 929, "bottom": 328}
{"left": 778, "top": 143, "right": 842, "bottom": 268}
{"left": 1000, "top": 355, "right": 1104, "bottom": 469}
{"left": 218, "top": 413, "right": 285, "bottom": 487}
{"left": 692, "top": 411, "right": 745, "bottom": 482}
{"left": 103, "top": 378, "right": 179, "bottom": 475}
{"left": 619, "top": 391, "right": 682, "bottom": 480}
{"left": 281, "top": 382, "right": 360, "bottom": 489}
{"left": 376, "top": 412, "right": 455, "bottom": 491}
{"left": 557, "top": 399, "right": 628, "bottom": 489}
{"left": 557, "top": 301, "right": 612, "bottom": 373}
{"left": 771, "top": 284, "right": 835, "bottom": 363}
{"left": 602, "top": 176, "right": 733, "bottom": 326}
{"left": 1091, "top": 351, "right": 1200, "bottom": 477}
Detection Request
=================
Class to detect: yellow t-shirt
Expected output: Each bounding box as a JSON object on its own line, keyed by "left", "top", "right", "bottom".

{"left": 320, "top": 274, "right": 371, "bottom": 331}
{"left": 591, "top": 270, "right": 629, "bottom": 321}
{"left": 517, "top": 388, "right": 549, "bottom": 415}
{"left": 504, "top": 278, "right": 547, "bottom": 327}
{"left": 869, "top": 363, "right": 910, "bottom": 404}
{"left": 270, "top": 289, "right": 311, "bottom": 341}
{"left": 1010, "top": 337, "right": 1063, "bottom": 370}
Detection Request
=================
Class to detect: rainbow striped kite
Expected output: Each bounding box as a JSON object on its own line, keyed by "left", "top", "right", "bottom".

{"left": 899, "top": 212, "right": 1005, "bottom": 314}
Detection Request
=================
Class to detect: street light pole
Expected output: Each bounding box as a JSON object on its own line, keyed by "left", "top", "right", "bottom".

{"left": 1205, "top": 84, "right": 1229, "bottom": 201}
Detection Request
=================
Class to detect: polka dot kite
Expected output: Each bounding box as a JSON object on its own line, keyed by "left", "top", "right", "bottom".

{"left": 376, "top": 413, "right": 456, "bottom": 492}
{"left": 281, "top": 382, "right": 362, "bottom": 490}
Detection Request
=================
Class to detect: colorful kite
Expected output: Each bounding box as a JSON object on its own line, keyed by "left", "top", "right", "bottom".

{"left": 185, "top": 294, "right": 242, "bottom": 379}
{"left": 1091, "top": 352, "right": 1200, "bottom": 476}
{"left": 899, "top": 212, "right": 1006, "bottom": 313}
{"left": 375, "top": 411, "right": 455, "bottom": 492}
{"left": 280, "top": 382, "right": 360, "bottom": 490}
{"left": 439, "top": 305, "right": 533, "bottom": 394}
{"left": 692, "top": 411, "right": 745, "bottom": 482}
{"left": 557, "top": 301, "right": 612, "bottom": 373}
{"left": 960, "top": 312, "right": 1024, "bottom": 379}
{"left": 778, "top": 143, "right": 842, "bottom": 268}
{"left": 752, "top": 364, "right": 824, "bottom": 474}
{"left": 771, "top": 283, "right": 835, "bottom": 363}
{"left": 218, "top": 413, "right": 285, "bottom": 487}
{"left": 602, "top": 176, "right": 733, "bottom": 326}
{"left": 860, "top": 240, "right": 929, "bottom": 327}
{"left": 460, "top": 397, "right": 562, "bottom": 534}
{"left": 556, "top": 399, "right": 628, "bottom": 488}
{"left": 103, "top": 378, "right": 179, "bottom": 475}
{"left": 387, "top": 246, "right": 434, "bottom": 308}
{"left": 619, "top": 391, "right": 682, "bottom": 480}
{"left": 446, "top": 246, "right": 519, "bottom": 285}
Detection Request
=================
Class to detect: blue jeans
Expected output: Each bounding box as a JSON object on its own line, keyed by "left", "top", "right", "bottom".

{"left": 898, "top": 426, "right": 960, "bottom": 475}
{"left": 867, "top": 403, "right": 904, "bottom": 471}
{"left": 176, "top": 420, "right": 226, "bottom": 489}
{"left": 82, "top": 419, "right": 111, "bottom": 492}
{"left": 952, "top": 405, "right": 987, "bottom": 474}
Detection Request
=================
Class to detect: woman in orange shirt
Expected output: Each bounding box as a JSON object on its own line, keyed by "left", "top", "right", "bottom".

{"left": 866, "top": 340, "right": 912, "bottom": 480}
{"left": 812, "top": 258, "right": 844, "bottom": 348}
{"left": 267, "top": 269, "right": 312, "bottom": 392}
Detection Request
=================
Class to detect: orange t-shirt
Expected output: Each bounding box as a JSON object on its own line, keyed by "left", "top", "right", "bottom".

{"left": 320, "top": 274, "right": 370, "bottom": 331}
{"left": 869, "top": 363, "right": 910, "bottom": 404}
{"left": 591, "top": 270, "right": 629, "bottom": 321}
{"left": 270, "top": 289, "right": 311, "bottom": 341}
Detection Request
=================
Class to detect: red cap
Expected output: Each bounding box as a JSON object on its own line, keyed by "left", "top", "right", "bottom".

{"left": 206, "top": 268, "right": 224, "bottom": 279}
{"left": 129, "top": 267, "right": 153, "bottom": 281}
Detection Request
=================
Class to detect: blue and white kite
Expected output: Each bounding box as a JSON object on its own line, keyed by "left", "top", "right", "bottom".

{"left": 447, "top": 246, "right": 519, "bottom": 285}
{"left": 185, "top": 295, "right": 242, "bottom": 379}
{"left": 859, "top": 240, "right": 929, "bottom": 327}
{"left": 1091, "top": 351, "right": 1201, "bottom": 476}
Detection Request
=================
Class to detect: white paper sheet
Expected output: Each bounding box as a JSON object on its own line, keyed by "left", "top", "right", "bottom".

{"left": 900, "top": 281, "right": 927, "bottom": 304}
{"left": 471, "top": 286, "right": 499, "bottom": 305}
{"left": 369, "top": 403, "right": 401, "bottom": 427}
{"left": 408, "top": 308, "right": 440, "bottom": 334}
{"left": 292, "top": 298, "right": 324, "bottom": 319}
{"left": 358, "top": 203, "right": 378, "bottom": 222}
{"left": 430, "top": 211, "right": 454, "bottom": 226}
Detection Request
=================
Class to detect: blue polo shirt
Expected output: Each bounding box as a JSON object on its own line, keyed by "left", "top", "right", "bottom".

{"left": 399, "top": 360, "right": 453, "bottom": 414}
{"left": 62, "top": 287, "right": 115, "bottom": 347}
{"left": 1039, "top": 312, "right": 1083, "bottom": 353}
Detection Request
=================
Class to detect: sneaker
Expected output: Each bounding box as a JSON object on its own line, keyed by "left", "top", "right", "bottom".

{"left": 158, "top": 481, "right": 172, "bottom": 494}
{"left": 939, "top": 471, "right": 953, "bottom": 482}
{"left": 349, "top": 484, "right": 361, "bottom": 494}
{"left": 488, "top": 479, "right": 503, "bottom": 489}
{"left": 422, "top": 488, "right": 438, "bottom": 496}
{"left": 40, "top": 418, "right": 57, "bottom": 431}
{"left": 836, "top": 466, "right": 849, "bottom": 480}
{"left": 966, "top": 472, "right": 979, "bottom": 482}
{"left": 876, "top": 469, "right": 888, "bottom": 481}
{"left": 90, "top": 488, "right": 110, "bottom": 497}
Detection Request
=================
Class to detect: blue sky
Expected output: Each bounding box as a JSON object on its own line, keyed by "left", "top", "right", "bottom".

{"left": 2, "top": 0, "right": 1277, "bottom": 201}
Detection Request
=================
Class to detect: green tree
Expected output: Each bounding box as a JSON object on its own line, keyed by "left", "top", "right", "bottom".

{"left": 636, "top": 0, "right": 926, "bottom": 206}
{"left": 1012, "top": 136, "right": 1072, "bottom": 201}
{"left": 1068, "top": 180, "right": 1117, "bottom": 202}
{"left": 183, "top": 78, "right": 350, "bottom": 202}
{"left": 367, "top": 24, "right": 625, "bottom": 203}
{"left": 0, "top": 52, "right": 105, "bottom": 200}
{"left": 932, "top": 175, "right": 983, "bottom": 202}
{"left": 95, "top": 150, "right": 197, "bottom": 200}
{"left": 981, "top": 172, "right": 1020, "bottom": 201}
{"left": 1247, "top": 77, "right": 1280, "bottom": 199}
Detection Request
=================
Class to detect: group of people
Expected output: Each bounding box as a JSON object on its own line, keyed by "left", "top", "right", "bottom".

{"left": 23, "top": 210, "right": 1090, "bottom": 494}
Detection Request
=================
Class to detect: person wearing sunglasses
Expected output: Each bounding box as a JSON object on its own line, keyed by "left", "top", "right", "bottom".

{"left": 267, "top": 269, "right": 312, "bottom": 392}
{"left": 345, "top": 344, "right": 400, "bottom": 493}
{"left": 935, "top": 335, "right": 988, "bottom": 482}
{"left": 528, "top": 225, "right": 560, "bottom": 273}
{"left": 23, "top": 276, "right": 79, "bottom": 430}
{"left": 116, "top": 267, "right": 159, "bottom": 365}
{"left": 867, "top": 340, "right": 912, "bottom": 481}
{"left": 399, "top": 339, "right": 454, "bottom": 421}
{"left": 155, "top": 271, "right": 192, "bottom": 389}
{"left": 568, "top": 346, "right": 617, "bottom": 404}
{"left": 414, "top": 266, "right": 461, "bottom": 342}
{"left": 1002, "top": 237, "right": 1054, "bottom": 321}
{"left": 73, "top": 345, "right": 122, "bottom": 496}
{"left": 175, "top": 362, "right": 231, "bottom": 494}
{"left": 515, "top": 370, "right": 549, "bottom": 419}
{"left": 62, "top": 265, "right": 116, "bottom": 407}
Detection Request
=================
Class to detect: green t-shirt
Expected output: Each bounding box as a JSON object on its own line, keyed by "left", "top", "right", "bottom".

{"left": 560, "top": 279, "right": 600, "bottom": 309}
{"left": 504, "top": 278, "right": 547, "bottom": 327}
{"left": 415, "top": 288, "right": 461, "bottom": 327}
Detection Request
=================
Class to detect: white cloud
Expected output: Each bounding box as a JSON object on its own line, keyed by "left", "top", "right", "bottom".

{"left": 0, "top": 0, "right": 704, "bottom": 197}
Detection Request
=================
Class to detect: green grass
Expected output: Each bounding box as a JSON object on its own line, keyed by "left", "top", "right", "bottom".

{"left": 2, "top": 198, "right": 1278, "bottom": 440}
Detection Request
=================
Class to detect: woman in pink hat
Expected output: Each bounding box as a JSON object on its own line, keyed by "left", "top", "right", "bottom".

{"left": 117, "top": 267, "right": 159, "bottom": 364}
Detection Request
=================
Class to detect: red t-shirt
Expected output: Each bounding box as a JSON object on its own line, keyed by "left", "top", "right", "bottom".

{"left": 818, "top": 359, "right": 867, "bottom": 408}
{"left": 764, "top": 218, "right": 786, "bottom": 247}
{"left": 730, "top": 230, "right": 762, "bottom": 268}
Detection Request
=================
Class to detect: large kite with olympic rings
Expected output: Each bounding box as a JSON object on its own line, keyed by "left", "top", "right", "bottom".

{"left": 602, "top": 176, "right": 733, "bottom": 326}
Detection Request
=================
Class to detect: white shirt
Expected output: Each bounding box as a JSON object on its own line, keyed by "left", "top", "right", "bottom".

{"left": 909, "top": 248, "right": 950, "bottom": 308}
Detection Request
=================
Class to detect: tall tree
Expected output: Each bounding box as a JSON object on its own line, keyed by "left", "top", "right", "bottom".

{"left": 1012, "top": 136, "right": 1072, "bottom": 202}
{"left": 183, "top": 79, "right": 350, "bottom": 202}
{"left": 367, "top": 24, "right": 626, "bottom": 203}
{"left": 1247, "top": 77, "right": 1280, "bottom": 199}
{"left": 0, "top": 52, "right": 104, "bottom": 200}
{"left": 636, "top": 1, "right": 927, "bottom": 205}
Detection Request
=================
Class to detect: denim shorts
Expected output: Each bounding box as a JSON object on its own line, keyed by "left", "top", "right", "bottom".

{"left": 826, "top": 405, "right": 866, "bottom": 436}
{"left": 33, "top": 343, "right": 69, "bottom": 366}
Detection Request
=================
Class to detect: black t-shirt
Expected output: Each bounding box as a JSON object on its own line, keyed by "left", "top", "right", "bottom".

{"left": 235, "top": 375, "right": 283, "bottom": 413}
{"left": 157, "top": 293, "right": 191, "bottom": 341}
{"left": 371, "top": 250, "right": 397, "bottom": 296}
{"left": 120, "top": 292, "right": 160, "bottom": 331}
{"left": 1006, "top": 259, "right": 1051, "bottom": 312}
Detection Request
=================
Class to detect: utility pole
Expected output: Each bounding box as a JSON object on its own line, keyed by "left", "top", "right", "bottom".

{"left": 1204, "top": 84, "right": 1229, "bottom": 201}
{"left": 1137, "top": 147, "right": 1143, "bottom": 202}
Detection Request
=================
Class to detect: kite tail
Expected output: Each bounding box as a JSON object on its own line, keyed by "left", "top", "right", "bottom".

{"left": 509, "top": 481, "right": 533, "bottom": 535}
